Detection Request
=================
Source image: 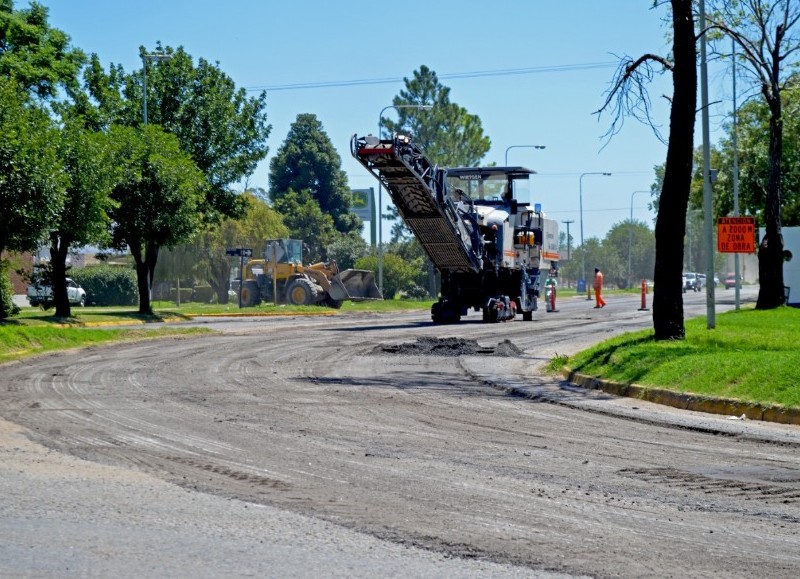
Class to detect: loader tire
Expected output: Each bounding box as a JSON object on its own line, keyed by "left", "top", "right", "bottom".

{"left": 323, "top": 294, "right": 344, "bottom": 309}
{"left": 241, "top": 280, "right": 261, "bottom": 307}
{"left": 286, "top": 278, "right": 319, "bottom": 306}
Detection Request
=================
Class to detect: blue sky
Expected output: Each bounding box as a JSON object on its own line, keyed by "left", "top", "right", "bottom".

{"left": 41, "top": 0, "right": 735, "bottom": 244}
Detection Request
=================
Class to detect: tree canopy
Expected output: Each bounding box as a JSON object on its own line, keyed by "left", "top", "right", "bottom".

{"left": 108, "top": 124, "right": 207, "bottom": 313}
{"left": 269, "top": 113, "right": 361, "bottom": 237}
{"left": 381, "top": 65, "right": 491, "bottom": 168}
{"left": 0, "top": 1, "right": 85, "bottom": 99}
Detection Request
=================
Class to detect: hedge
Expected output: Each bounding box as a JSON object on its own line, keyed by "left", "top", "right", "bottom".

{"left": 71, "top": 266, "right": 138, "bottom": 306}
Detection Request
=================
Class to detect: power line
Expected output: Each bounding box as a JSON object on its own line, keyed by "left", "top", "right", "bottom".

{"left": 245, "top": 61, "right": 617, "bottom": 92}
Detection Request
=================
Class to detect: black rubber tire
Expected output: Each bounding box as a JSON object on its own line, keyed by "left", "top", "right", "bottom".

{"left": 241, "top": 280, "right": 262, "bottom": 307}
{"left": 324, "top": 295, "right": 344, "bottom": 309}
{"left": 286, "top": 278, "right": 317, "bottom": 306}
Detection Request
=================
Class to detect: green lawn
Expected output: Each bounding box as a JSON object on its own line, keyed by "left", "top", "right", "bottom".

{"left": 563, "top": 307, "right": 800, "bottom": 408}
{"left": 1, "top": 298, "right": 434, "bottom": 363}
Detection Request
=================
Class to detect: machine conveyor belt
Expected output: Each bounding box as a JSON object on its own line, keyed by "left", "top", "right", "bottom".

{"left": 351, "top": 134, "right": 482, "bottom": 274}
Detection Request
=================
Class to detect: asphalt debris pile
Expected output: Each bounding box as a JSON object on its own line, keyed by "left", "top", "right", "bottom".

{"left": 374, "top": 337, "right": 522, "bottom": 357}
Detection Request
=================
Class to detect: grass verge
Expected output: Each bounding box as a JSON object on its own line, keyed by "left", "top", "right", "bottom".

{"left": 566, "top": 306, "right": 800, "bottom": 408}
{"left": 2, "top": 299, "right": 434, "bottom": 363}
{"left": 0, "top": 325, "right": 211, "bottom": 365}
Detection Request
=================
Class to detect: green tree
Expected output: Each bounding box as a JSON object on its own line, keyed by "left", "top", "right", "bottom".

{"left": 355, "top": 253, "right": 419, "bottom": 300}
{"left": 79, "top": 45, "right": 271, "bottom": 220}
{"left": 382, "top": 65, "right": 491, "bottom": 167}
{"left": 706, "top": 0, "right": 800, "bottom": 308}
{"left": 597, "top": 0, "right": 697, "bottom": 340}
{"left": 603, "top": 220, "right": 656, "bottom": 289}
{"left": 0, "top": 0, "right": 82, "bottom": 318}
{"left": 0, "top": 79, "right": 66, "bottom": 318}
{"left": 108, "top": 125, "right": 207, "bottom": 314}
{"left": 271, "top": 189, "right": 337, "bottom": 263}
{"left": 326, "top": 234, "right": 369, "bottom": 271}
{"left": 0, "top": 1, "right": 85, "bottom": 99}
{"left": 381, "top": 65, "right": 491, "bottom": 276}
{"left": 0, "top": 79, "right": 65, "bottom": 255}
{"left": 194, "top": 191, "right": 288, "bottom": 303}
{"left": 47, "top": 121, "right": 117, "bottom": 317}
{"left": 269, "top": 113, "right": 361, "bottom": 236}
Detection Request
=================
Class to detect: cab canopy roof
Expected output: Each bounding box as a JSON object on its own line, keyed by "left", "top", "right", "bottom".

{"left": 445, "top": 166, "right": 536, "bottom": 179}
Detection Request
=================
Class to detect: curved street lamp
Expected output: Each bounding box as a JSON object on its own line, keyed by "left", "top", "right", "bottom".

{"left": 376, "top": 104, "right": 433, "bottom": 294}
{"left": 504, "top": 144, "right": 545, "bottom": 166}
{"left": 141, "top": 52, "right": 173, "bottom": 126}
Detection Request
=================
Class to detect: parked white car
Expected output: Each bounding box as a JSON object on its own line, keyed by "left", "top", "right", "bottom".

{"left": 27, "top": 278, "right": 87, "bottom": 308}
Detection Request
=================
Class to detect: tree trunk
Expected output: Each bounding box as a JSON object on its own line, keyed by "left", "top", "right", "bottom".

{"left": 49, "top": 234, "right": 71, "bottom": 318}
{"left": 652, "top": 0, "right": 697, "bottom": 340}
{"left": 756, "top": 94, "right": 785, "bottom": 309}
{"left": 131, "top": 238, "right": 158, "bottom": 315}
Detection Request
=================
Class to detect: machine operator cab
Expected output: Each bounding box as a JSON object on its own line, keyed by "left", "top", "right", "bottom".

{"left": 263, "top": 239, "right": 304, "bottom": 264}
{"left": 445, "top": 166, "right": 535, "bottom": 206}
{"left": 445, "top": 166, "right": 545, "bottom": 270}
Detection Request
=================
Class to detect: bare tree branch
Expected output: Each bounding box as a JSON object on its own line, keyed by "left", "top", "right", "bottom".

{"left": 595, "top": 53, "right": 673, "bottom": 144}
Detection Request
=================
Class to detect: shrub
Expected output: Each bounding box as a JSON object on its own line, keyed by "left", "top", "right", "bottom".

{"left": 192, "top": 285, "right": 214, "bottom": 303}
{"left": 169, "top": 287, "right": 193, "bottom": 303}
{"left": 0, "top": 259, "right": 20, "bottom": 319}
{"left": 71, "top": 266, "right": 138, "bottom": 306}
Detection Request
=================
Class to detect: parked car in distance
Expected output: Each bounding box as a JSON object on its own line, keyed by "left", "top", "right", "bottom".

{"left": 724, "top": 273, "right": 740, "bottom": 289}
{"left": 683, "top": 272, "right": 703, "bottom": 292}
{"left": 27, "top": 277, "right": 87, "bottom": 308}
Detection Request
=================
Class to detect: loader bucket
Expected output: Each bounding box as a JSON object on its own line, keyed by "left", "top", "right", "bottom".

{"left": 328, "top": 269, "right": 383, "bottom": 301}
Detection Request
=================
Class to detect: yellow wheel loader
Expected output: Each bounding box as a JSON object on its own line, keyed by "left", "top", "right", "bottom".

{"left": 239, "top": 239, "right": 382, "bottom": 308}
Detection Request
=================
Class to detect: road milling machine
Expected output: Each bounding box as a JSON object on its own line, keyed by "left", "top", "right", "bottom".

{"left": 352, "top": 134, "right": 559, "bottom": 323}
{"left": 239, "top": 238, "right": 382, "bottom": 308}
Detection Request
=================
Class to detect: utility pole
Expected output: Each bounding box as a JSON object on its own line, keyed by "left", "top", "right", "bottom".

{"left": 562, "top": 219, "right": 574, "bottom": 287}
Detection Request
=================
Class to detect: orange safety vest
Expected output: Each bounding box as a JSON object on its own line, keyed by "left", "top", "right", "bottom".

{"left": 594, "top": 271, "right": 604, "bottom": 290}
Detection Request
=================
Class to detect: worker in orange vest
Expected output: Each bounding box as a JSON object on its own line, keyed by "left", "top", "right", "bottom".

{"left": 593, "top": 267, "right": 606, "bottom": 309}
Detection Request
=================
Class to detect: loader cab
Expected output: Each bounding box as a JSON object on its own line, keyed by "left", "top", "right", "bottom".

{"left": 264, "top": 239, "right": 303, "bottom": 264}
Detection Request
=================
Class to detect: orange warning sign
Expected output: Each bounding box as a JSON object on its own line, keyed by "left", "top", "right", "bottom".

{"left": 717, "top": 216, "right": 755, "bottom": 253}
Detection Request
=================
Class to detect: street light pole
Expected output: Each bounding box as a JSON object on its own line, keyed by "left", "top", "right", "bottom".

{"left": 376, "top": 103, "right": 432, "bottom": 295}
{"left": 628, "top": 190, "right": 650, "bottom": 288}
{"left": 141, "top": 52, "right": 173, "bottom": 126}
{"left": 578, "top": 172, "right": 611, "bottom": 284}
{"left": 561, "top": 219, "right": 574, "bottom": 287}
{"left": 504, "top": 144, "right": 546, "bottom": 166}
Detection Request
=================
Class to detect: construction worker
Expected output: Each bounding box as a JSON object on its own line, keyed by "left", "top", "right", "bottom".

{"left": 593, "top": 267, "right": 606, "bottom": 308}
{"left": 544, "top": 267, "right": 558, "bottom": 312}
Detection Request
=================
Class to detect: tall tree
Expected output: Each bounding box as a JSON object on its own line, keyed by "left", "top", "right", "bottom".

{"left": 0, "top": 1, "right": 82, "bottom": 318}
{"left": 271, "top": 188, "right": 337, "bottom": 262}
{"left": 78, "top": 45, "right": 271, "bottom": 221}
{"left": 710, "top": 78, "right": 800, "bottom": 225}
{"left": 597, "top": 0, "right": 697, "bottom": 340}
{"left": 195, "top": 191, "right": 288, "bottom": 303}
{"left": 706, "top": 1, "right": 799, "bottom": 308}
{"left": 0, "top": 1, "right": 85, "bottom": 99}
{"left": 48, "top": 121, "right": 117, "bottom": 317}
{"left": 108, "top": 125, "right": 207, "bottom": 314}
{"left": 0, "top": 78, "right": 65, "bottom": 257}
{"left": 269, "top": 113, "right": 361, "bottom": 236}
{"left": 382, "top": 65, "right": 491, "bottom": 168}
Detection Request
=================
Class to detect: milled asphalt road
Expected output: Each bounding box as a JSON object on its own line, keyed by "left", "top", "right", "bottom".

{"left": 3, "top": 284, "right": 794, "bottom": 578}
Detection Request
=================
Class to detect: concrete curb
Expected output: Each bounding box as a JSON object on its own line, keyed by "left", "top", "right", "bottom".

{"left": 563, "top": 369, "right": 800, "bottom": 426}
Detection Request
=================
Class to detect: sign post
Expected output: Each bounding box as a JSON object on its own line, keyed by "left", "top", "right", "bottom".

{"left": 226, "top": 248, "right": 253, "bottom": 308}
